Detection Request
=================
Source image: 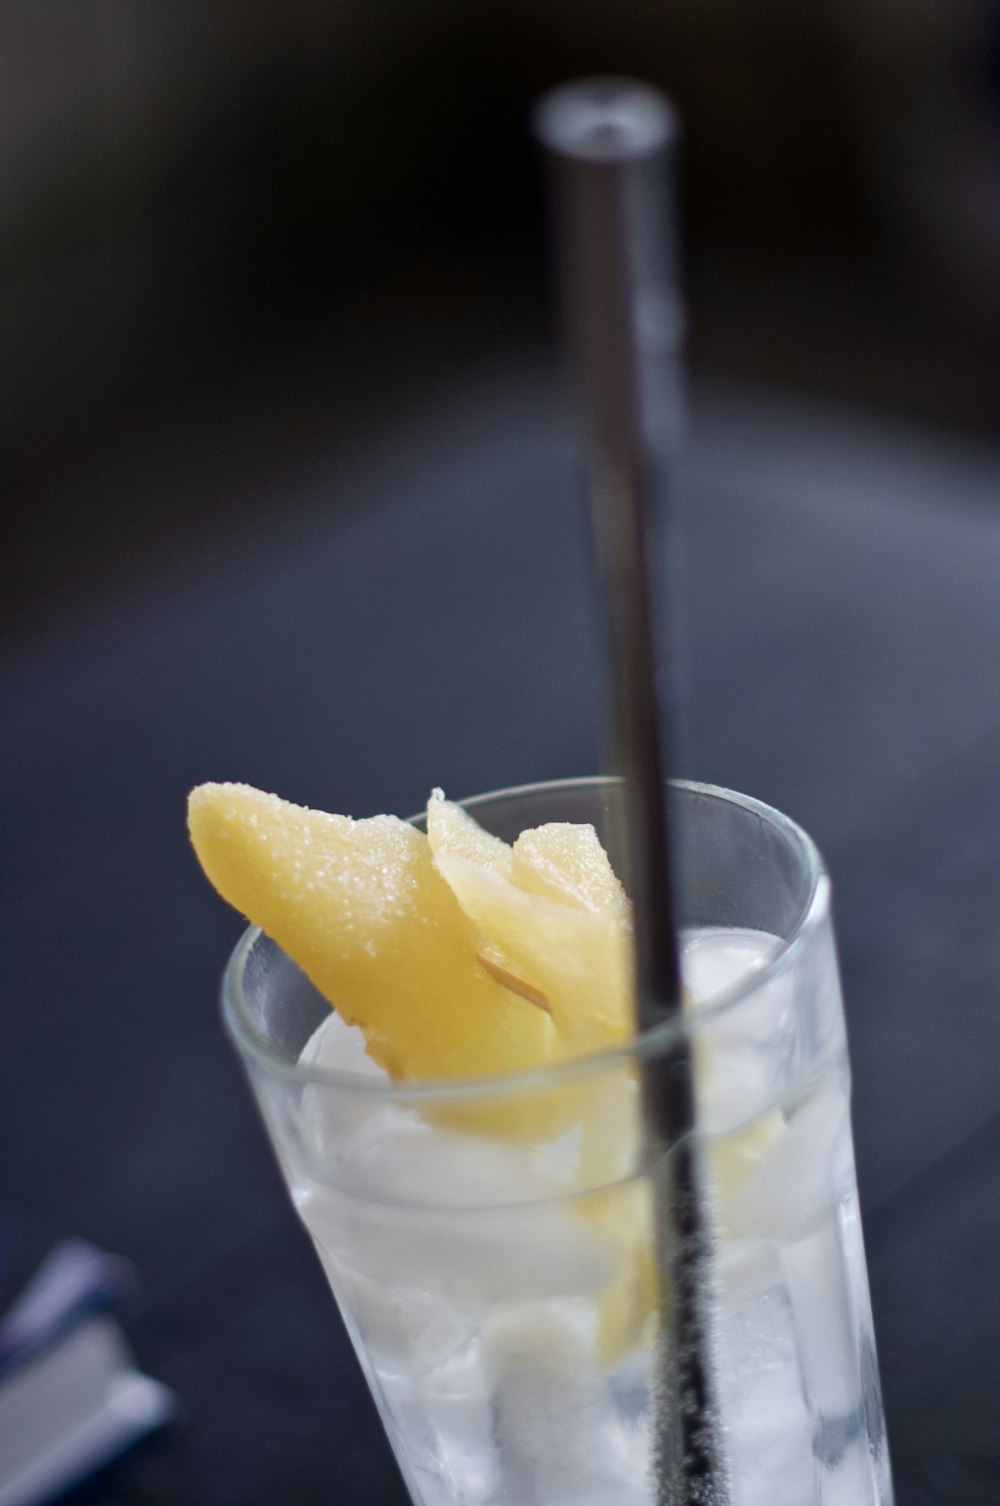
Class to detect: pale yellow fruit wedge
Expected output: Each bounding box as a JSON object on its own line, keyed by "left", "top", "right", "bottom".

{"left": 425, "top": 794, "right": 649, "bottom": 1359}
{"left": 594, "top": 1112, "right": 789, "bottom": 1366}
{"left": 433, "top": 849, "right": 634, "bottom": 1054}
{"left": 575, "top": 1072, "right": 656, "bottom": 1365}
{"left": 427, "top": 790, "right": 547, "bottom": 1014}
{"left": 188, "top": 783, "right": 555, "bottom": 1080}
{"left": 476, "top": 949, "right": 552, "bottom": 1012}
{"left": 427, "top": 794, "right": 633, "bottom": 1050}
{"left": 426, "top": 789, "right": 514, "bottom": 878}
{"left": 512, "top": 822, "right": 628, "bottom": 916}
{"left": 590, "top": 1184, "right": 659, "bottom": 1367}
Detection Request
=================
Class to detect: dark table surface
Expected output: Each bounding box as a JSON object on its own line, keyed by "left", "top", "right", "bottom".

{"left": 3, "top": 361, "right": 1000, "bottom": 1505}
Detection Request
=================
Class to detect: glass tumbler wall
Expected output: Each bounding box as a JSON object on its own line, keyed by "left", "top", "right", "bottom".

{"left": 223, "top": 780, "right": 892, "bottom": 1506}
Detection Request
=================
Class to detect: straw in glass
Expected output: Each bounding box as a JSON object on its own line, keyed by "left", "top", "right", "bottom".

{"left": 534, "top": 78, "right": 731, "bottom": 1506}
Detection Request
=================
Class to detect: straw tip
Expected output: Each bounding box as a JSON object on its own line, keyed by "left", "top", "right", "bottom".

{"left": 532, "top": 78, "right": 678, "bottom": 164}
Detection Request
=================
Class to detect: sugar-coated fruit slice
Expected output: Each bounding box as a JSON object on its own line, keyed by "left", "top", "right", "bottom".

{"left": 432, "top": 848, "right": 634, "bottom": 1054}
{"left": 188, "top": 782, "right": 555, "bottom": 1080}
{"left": 427, "top": 794, "right": 634, "bottom": 1051}
{"left": 511, "top": 822, "right": 628, "bottom": 915}
{"left": 426, "top": 788, "right": 514, "bottom": 878}
{"left": 427, "top": 788, "right": 552, "bottom": 1014}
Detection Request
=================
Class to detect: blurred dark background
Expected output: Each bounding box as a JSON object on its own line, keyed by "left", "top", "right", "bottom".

{"left": 5, "top": 0, "right": 1000, "bottom": 635}
{"left": 5, "top": 8, "right": 1000, "bottom": 1506}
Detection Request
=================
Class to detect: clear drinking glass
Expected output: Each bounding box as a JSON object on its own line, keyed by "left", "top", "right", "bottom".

{"left": 222, "top": 779, "right": 893, "bottom": 1506}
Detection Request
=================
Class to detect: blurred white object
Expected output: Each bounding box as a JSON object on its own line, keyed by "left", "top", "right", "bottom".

{"left": 0, "top": 1240, "right": 175, "bottom": 1506}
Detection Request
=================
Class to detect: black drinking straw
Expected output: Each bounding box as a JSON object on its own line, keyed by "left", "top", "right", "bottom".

{"left": 534, "top": 79, "right": 730, "bottom": 1506}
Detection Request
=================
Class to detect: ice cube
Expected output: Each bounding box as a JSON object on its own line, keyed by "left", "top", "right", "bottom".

{"left": 684, "top": 929, "right": 793, "bottom": 1135}
{"left": 482, "top": 1307, "right": 647, "bottom": 1506}
{"left": 300, "top": 1008, "right": 384, "bottom": 1076}
{"left": 683, "top": 928, "right": 781, "bottom": 1012}
{"left": 725, "top": 1080, "right": 852, "bottom": 1242}
{"left": 334, "top": 1104, "right": 577, "bottom": 1206}
{"left": 299, "top": 1011, "right": 390, "bottom": 1167}
{"left": 298, "top": 1176, "right": 618, "bottom": 1306}
{"left": 780, "top": 1193, "right": 877, "bottom": 1435}
{"left": 318, "top": 1256, "right": 473, "bottom": 1369}
{"left": 717, "top": 1279, "right": 818, "bottom": 1506}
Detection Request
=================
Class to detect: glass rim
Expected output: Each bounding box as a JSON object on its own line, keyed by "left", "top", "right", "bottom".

{"left": 221, "top": 776, "right": 829, "bottom": 1103}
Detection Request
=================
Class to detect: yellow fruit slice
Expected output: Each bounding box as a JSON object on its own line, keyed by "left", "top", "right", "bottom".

{"left": 591, "top": 1184, "right": 659, "bottom": 1367}
{"left": 511, "top": 822, "right": 628, "bottom": 915}
{"left": 426, "top": 794, "right": 633, "bottom": 1052}
{"left": 427, "top": 790, "right": 550, "bottom": 1015}
{"left": 428, "top": 805, "right": 643, "bottom": 1333}
{"left": 432, "top": 849, "right": 634, "bottom": 1054}
{"left": 476, "top": 951, "right": 552, "bottom": 1012}
{"left": 188, "top": 783, "right": 555, "bottom": 1080}
{"left": 426, "top": 789, "right": 513, "bottom": 878}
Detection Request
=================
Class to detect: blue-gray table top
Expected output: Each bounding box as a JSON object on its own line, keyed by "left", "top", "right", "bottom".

{"left": 3, "top": 363, "right": 999, "bottom": 1504}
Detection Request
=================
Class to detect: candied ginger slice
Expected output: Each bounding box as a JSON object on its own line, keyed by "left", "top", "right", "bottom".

{"left": 426, "top": 788, "right": 514, "bottom": 876}
{"left": 188, "top": 782, "right": 554, "bottom": 1080}
{"left": 433, "top": 849, "right": 634, "bottom": 1054}
{"left": 512, "top": 822, "right": 628, "bottom": 914}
